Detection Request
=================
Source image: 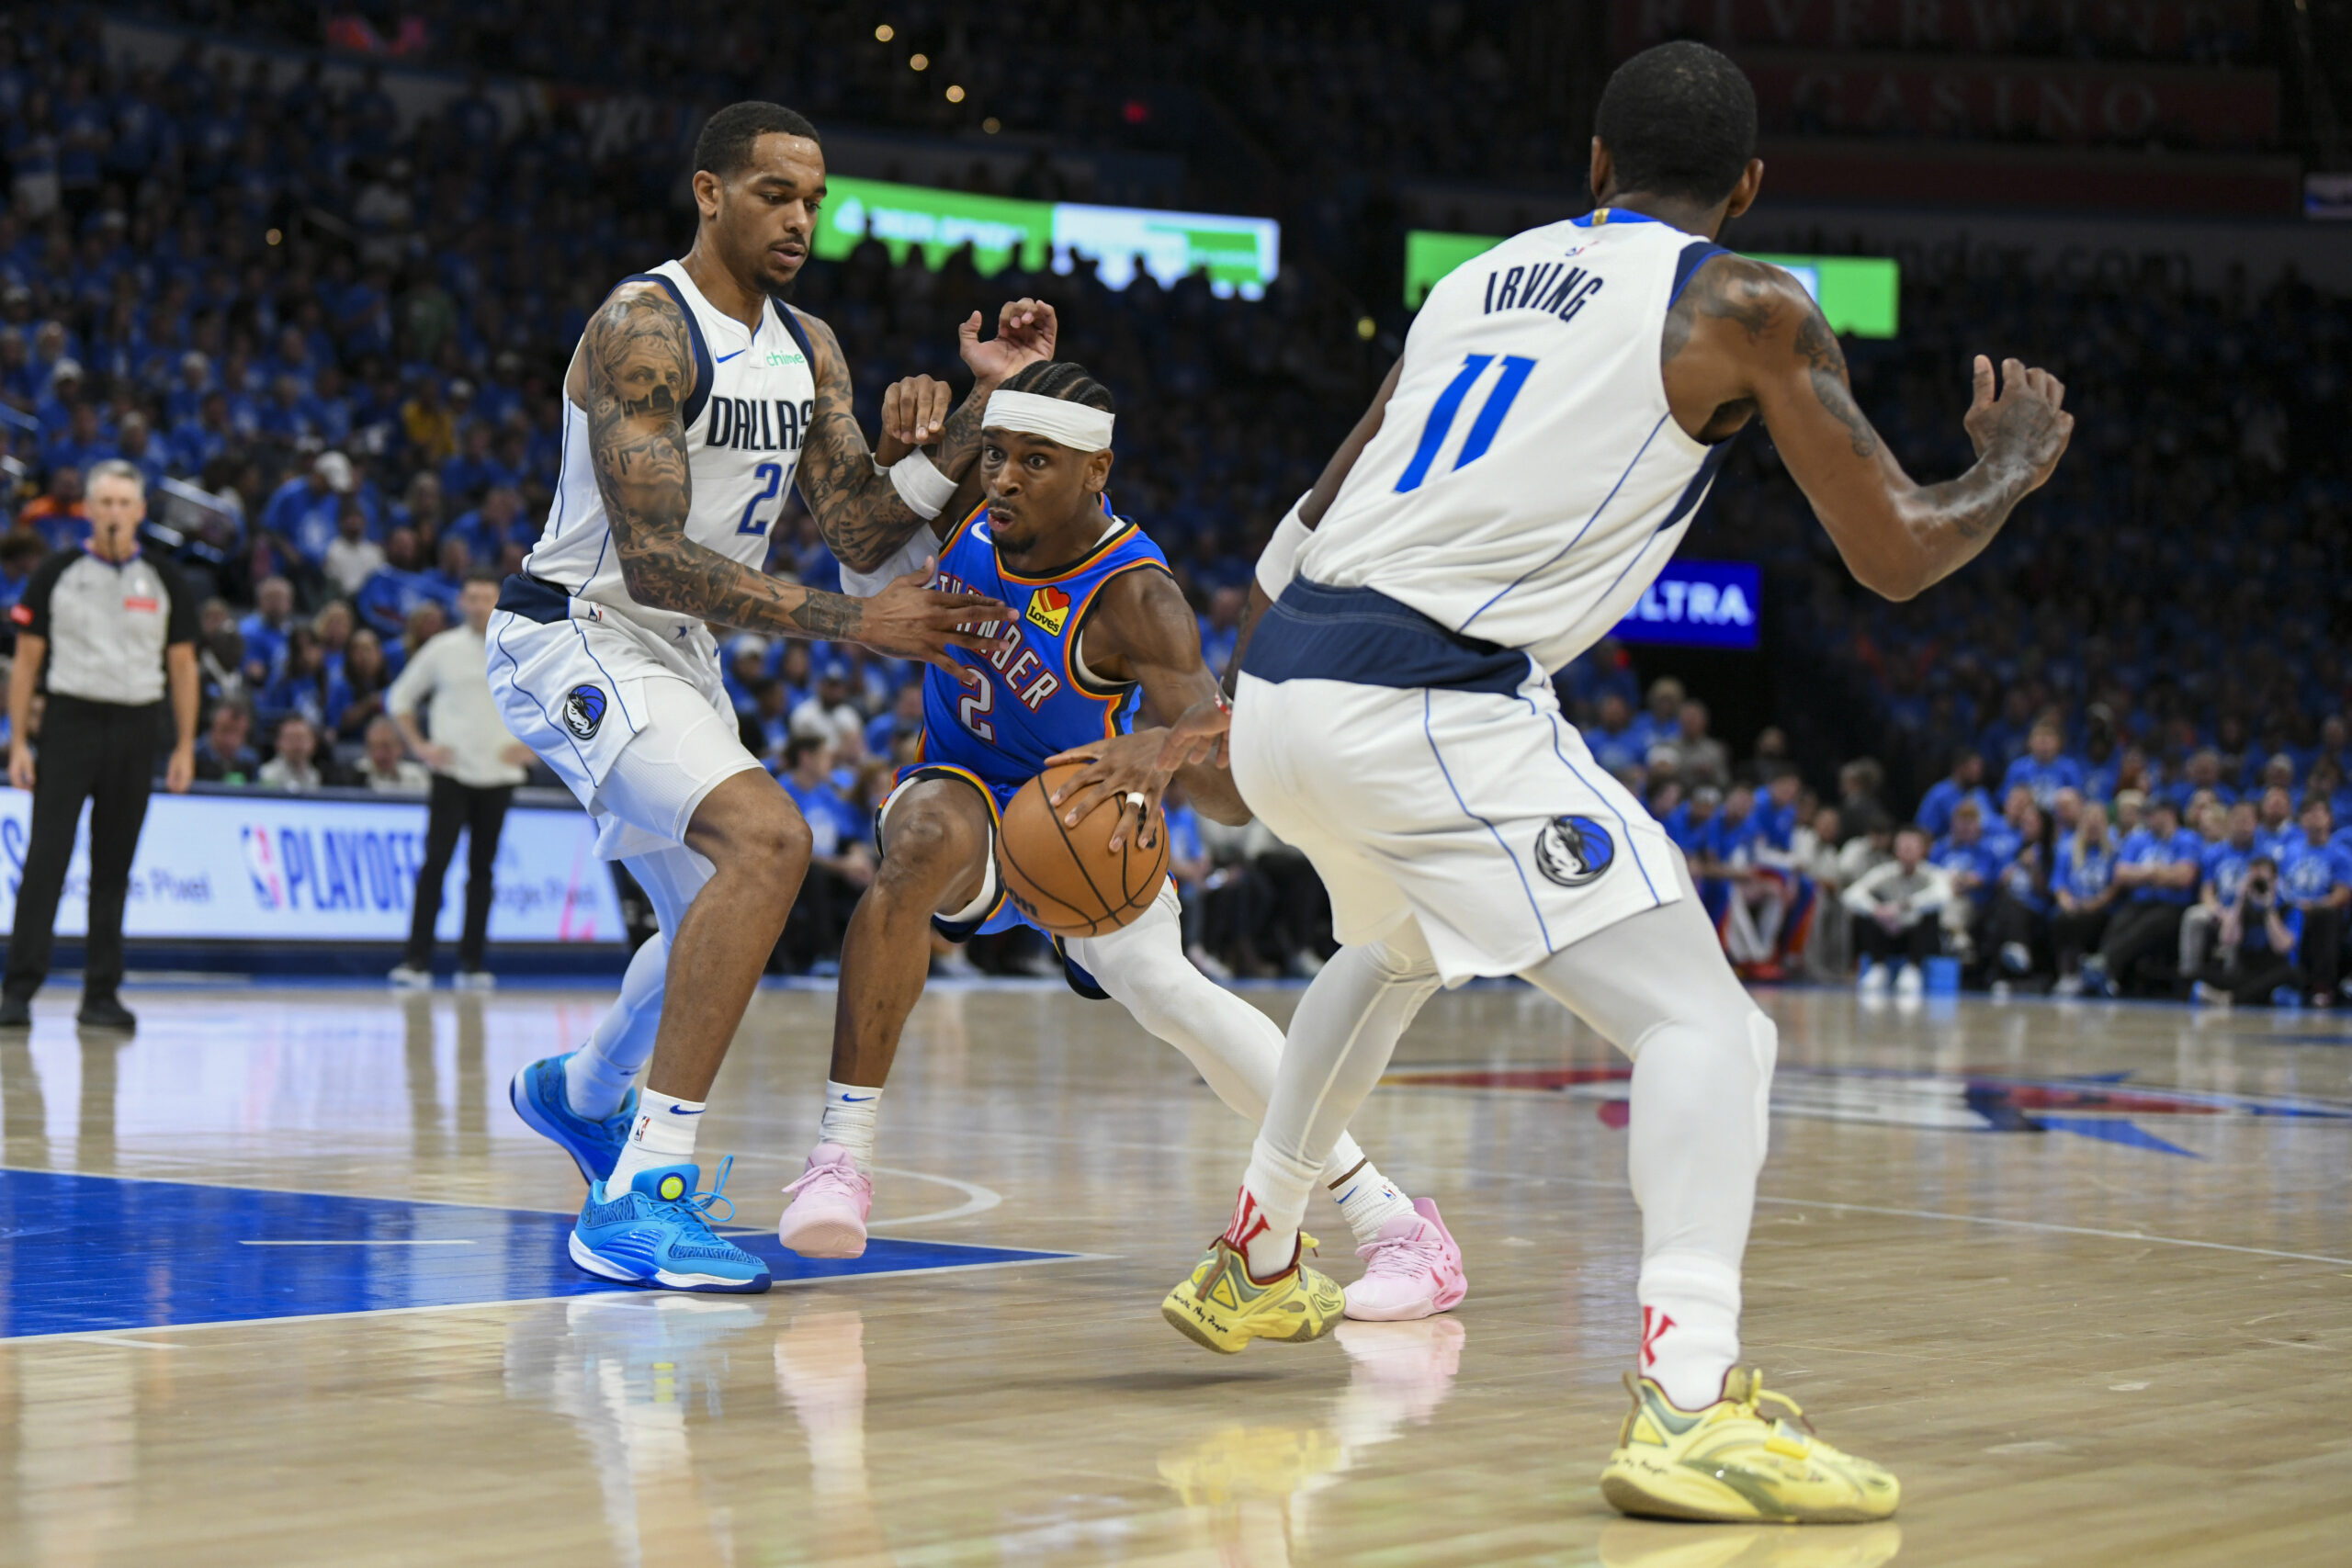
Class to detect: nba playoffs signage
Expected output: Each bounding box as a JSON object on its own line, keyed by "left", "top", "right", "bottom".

{"left": 1611, "top": 561, "right": 1761, "bottom": 650}
{"left": 1404, "top": 231, "right": 1898, "bottom": 335}
{"left": 0, "top": 791, "right": 624, "bottom": 944}
{"left": 816, "top": 176, "right": 1280, "bottom": 299}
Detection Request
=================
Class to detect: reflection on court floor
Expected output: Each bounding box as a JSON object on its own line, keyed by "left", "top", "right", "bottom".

{"left": 0, "top": 981, "right": 2344, "bottom": 1564}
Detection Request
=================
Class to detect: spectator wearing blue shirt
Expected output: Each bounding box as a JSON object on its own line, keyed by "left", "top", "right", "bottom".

{"left": 1982, "top": 801, "right": 2054, "bottom": 985}
{"left": 2052, "top": 809, "right": 2120, "bottom": 993}
{"left": 1930, "top": 798, "right": 2001, "bottom": 961}
{"left": 722, "top": 636, "right": 773, "bottom": 715}
{"left": 2161, "top": 749, "right": 2237, "bottom": 813}
{"left": 864, "top": 681, "right": 924, "bottom": 763}
{"left": 262, "top": 450, "right": 357, "bottom": 565}
{"left": 1197, "top": 584, "right": 1244, "bottom": 679}
{"left": 2278, "top": 797, "right": 2350, "bottom": 1007}
{"left": 2189, "top": 854, "right": 2304, "bottom": 1008}
{"left": 2181, "top": 801, "right": 2262, "bottom": 983}
{"left": 1916, "top": 749, "right": 1991, "bottom": 840}
{"left": 1625, "top": 676, "right": 1684, "bottom": 761}
{"left": 236, "top": 575, "right": 297, "bottom": 684}
{"left": 739, "top": 677, "right": 790, "bottom": 764}
{"left": 2253, "top": 784, "right": 2298, "bottom": 861}
{"left": 775, "top": 736, "right": 872, "bottom": 972}
{"left": 445, "top": 487, "right": 527, "bottom": 570}
{"left": 2000, "top": 719, "right": 2086, "bottom": 810}
{"left": 2091, "top": 798, "right": 2201, "bottom": 996}
{"left": 1588, "top": 692, "right": 1645, "bottom": 779}
{"left": 356, "top": 526, "right": 459, "bottom": 639}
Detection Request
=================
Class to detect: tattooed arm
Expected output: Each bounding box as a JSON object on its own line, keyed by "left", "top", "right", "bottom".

{"left": 1661, "top": 255, "right": 2074, "bottom": 602}
{"left": 791, "top": 299, "right": 1056, "bottom": 573}
{"left": 582, "top": 284, "right": 1013, "bottom": 665}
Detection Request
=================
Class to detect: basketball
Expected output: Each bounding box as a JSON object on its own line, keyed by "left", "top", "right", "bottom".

{"left": 996, "top": 762, "right": 1170, "bottom": 938}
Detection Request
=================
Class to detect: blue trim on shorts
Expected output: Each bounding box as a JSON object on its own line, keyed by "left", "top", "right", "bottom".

{"left": 1422, "top": 689, "right": 1550, "bottom": 950}
{"left": 1243, "top": 579, "right": 1535, "bottom": 695}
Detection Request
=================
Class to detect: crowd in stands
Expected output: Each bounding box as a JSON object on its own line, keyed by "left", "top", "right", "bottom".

{"left": 3, "top": 11, "right": 2347, "bottom": 997}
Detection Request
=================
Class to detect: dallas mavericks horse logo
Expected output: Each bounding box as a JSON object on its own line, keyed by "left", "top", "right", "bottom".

{"left": 563, "top": 684, "right": 607, "bottom": 740}
{"left": 1534, "top": 815, "right": 1613, "bottom": 887}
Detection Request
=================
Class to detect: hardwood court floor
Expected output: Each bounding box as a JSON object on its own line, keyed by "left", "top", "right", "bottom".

{"left": 0, "top": 978, "right": 2346, "bottom": 1566}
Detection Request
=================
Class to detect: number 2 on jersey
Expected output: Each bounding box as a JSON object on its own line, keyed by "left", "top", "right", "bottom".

{"left": 956, "top": 672, "right": 996, "bottom": 743}
{"left": 1395, "top": 355, "right": 1536, "bottom": 493}
{"left": 736, "top": 461, "right": 784, "bottom": 536}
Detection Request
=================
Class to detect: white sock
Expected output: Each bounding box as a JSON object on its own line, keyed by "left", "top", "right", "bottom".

{"left": 1230, "top": 1135, "right": 1319, "bottom": 1280}
{"left": 1325, "top": 1142, "right": 1415, "bottom": 1246}
{"left": 607, "top": 1088, "right": 703, "bottom": 1190}
{"left": 818, "top": 1080, "right": 884, "bottom": 1171}
{"left": 1637, "top": 1251, "right": 1743, "bottom": 1409}
{"left": 565, "top": 933, "right": 668, "bottom": 1120}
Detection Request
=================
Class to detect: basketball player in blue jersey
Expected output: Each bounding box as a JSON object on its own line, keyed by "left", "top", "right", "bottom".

{"left": 492, "top": 102, "right": 1059, "bottom": 1293}
{"left": 1071, "top": 43, "right": 2071, "bottom": 1520}
{"left": 771, "top": 359, "right": 1469, "bottom": 1324}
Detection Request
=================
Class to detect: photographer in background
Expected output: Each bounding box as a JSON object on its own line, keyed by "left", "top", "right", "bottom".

{"left": 1, "top": 461, "right": 198, "bottom": 1032}
{"left": 2190, "top": 856, "right": 2301, "bottom": 1008}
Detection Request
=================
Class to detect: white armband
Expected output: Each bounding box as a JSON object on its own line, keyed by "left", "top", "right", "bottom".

{"left": 887, "top": 448, "right": 958, "bottom": 520}
{"left": 1253, "top": 494, "right": 1315, "bottom": 600}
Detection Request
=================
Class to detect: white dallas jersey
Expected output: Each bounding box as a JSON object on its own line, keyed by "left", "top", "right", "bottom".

{"left": 525, "top": 259, "right": 819, "bottom": 644}
{"left": 1297, "top": 209, "right": 1734, "bottom": 675}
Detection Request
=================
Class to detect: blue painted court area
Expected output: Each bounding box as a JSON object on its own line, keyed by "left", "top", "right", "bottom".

{"left": 0, "top": 1169, "right": 1073, "bottom": 1338}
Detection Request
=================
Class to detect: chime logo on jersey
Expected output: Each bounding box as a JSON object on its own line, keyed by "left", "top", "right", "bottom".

{"left": 1025, "top": 585, "right": 1071, "bottom": 637}
{"left": 563, "top": 684, "right": 607, "bottom": 741}
{"left": 1534, "top": 815, "right": 1613, "bottom": 887}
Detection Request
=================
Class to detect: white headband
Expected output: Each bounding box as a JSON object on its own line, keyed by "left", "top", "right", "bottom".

{"left": 984, "top": 389, "right": 1114, "bottom": 452}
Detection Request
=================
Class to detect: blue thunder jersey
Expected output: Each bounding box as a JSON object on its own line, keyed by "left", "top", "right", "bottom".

{"left": 907, "top": 499, "right": 1171, "bottom": 934}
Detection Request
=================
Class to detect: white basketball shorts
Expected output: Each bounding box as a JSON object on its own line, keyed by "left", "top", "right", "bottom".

{"left": 488, "top": 590, "right": 764, "bottom": 861}
{"left": 1230, "top": 667, "right": 1679, "bottom": 986}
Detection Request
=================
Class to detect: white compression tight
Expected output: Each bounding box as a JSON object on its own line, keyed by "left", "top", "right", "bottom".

{"left": 1242, "top": 854, "right": 1775, "bottom": 1407}
{"left": 563, "top": 845, "right": 716, "bottom": 1120}
{"left": 1068, "top": 884, "right": 1412, "bottom": 1198}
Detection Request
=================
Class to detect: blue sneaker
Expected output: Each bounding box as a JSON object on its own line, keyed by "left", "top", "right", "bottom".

{"left": 510, "top": 1051, "right": 637, "bottom": 1184}
{"left": 571, "top": 1157, "right": 772, "bottom": 1293}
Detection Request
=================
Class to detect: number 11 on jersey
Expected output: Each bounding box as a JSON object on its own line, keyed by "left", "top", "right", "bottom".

{"left": 1396, "top": 355, "right": 1536, "bottom": 493}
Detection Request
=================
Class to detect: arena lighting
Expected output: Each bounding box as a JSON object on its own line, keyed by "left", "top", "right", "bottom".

{"left": 874, "top": 22, "right": 894, "bottom": 41}
{"left": 816, "top": 175, "right": 1280, "bottom": 299}
{"left": 1404, "top": 229, "right": 1900, "bottom": 336}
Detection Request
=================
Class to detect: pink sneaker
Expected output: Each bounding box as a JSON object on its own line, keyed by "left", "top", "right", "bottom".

{"left": 1342, "top": 1197, "right": 1467, "bottom": 1322}
{"left": 777, "top": 1145, "right": 872, "bottom": 1258}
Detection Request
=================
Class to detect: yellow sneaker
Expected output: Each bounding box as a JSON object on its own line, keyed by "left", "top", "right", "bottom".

{"left": 1161, "top": 1235, "right": 1345, "bottom": 1354}
{"left": 1600, "top": 1370, "right": 1899, "bottom": 1524}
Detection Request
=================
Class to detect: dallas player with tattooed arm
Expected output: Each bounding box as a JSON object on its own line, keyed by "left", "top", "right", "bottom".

{"left": 768, "top": 361, "right": 1468, "bottom": 1325}
{"left": 1069, "top": 42, "right": 2070, "bottom": 1520}
{"left": 495, "top": 102, "right": 1054, "bottom": 1293}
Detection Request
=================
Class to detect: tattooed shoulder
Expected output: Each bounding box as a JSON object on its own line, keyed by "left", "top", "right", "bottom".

{"left": 1664, "top": 254, "right": 1787, "bottom": 366}
{"left": 584, "top": 285, "right": 693, "bottom": 422}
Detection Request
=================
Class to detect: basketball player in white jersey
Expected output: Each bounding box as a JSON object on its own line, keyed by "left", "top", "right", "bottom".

{"left": 1064, "top": 43, "right": 2072, "bottom": 1519}
{"left": 494, "top": 102, "right": 1055, "bottom": 1293}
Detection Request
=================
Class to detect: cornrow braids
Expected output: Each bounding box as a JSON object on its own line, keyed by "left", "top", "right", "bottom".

{"left": 1001, "top": 359, "right": 1115, "bottom": 414}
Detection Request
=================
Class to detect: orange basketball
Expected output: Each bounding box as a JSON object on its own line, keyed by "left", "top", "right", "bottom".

{"left": 996, "top": 761, "right": 1170, "bottom": 938}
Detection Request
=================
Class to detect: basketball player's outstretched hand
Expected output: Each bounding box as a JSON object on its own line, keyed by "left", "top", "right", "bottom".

{"left": 1962, "top": 355, "right": 2073, "bottom": 491}
{"left": 958, "top": 299, "right": 1058, "bottom": 380}
{"left": 879, "top": 374, "right": 954, "bottom": 452}
{"left": 859, "top": 562, "right": 1016, "bottom": 671}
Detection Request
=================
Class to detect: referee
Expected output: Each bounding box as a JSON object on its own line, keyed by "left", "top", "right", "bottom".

{"left": 2, "top": 460, "right": 198, "bottom": 1032}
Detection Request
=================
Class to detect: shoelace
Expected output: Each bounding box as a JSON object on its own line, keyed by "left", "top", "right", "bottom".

{"left": 783, "top": 1155, "right": 865, "bottom": 1201}
{"left": 1731, "top": 1369, "right": 1815, "bottom": 1435}
{"left": 652, "top": 1153, "right": 739, "bottom": 1227}
{"left": 1358, "top": 1223, "right": 1444, "bottom": 1272}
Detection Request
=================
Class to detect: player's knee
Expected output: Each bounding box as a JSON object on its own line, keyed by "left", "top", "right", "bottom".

{"left": 876, "top": 809, "right": 979, "bottom": 905}
{"left": 729, "top": 798, "right": 812, "bottom": 890}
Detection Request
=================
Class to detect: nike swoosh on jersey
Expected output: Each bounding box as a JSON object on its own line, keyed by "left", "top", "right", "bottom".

{"left": 713, "top": 348, "right": 746, "bottom": 363}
